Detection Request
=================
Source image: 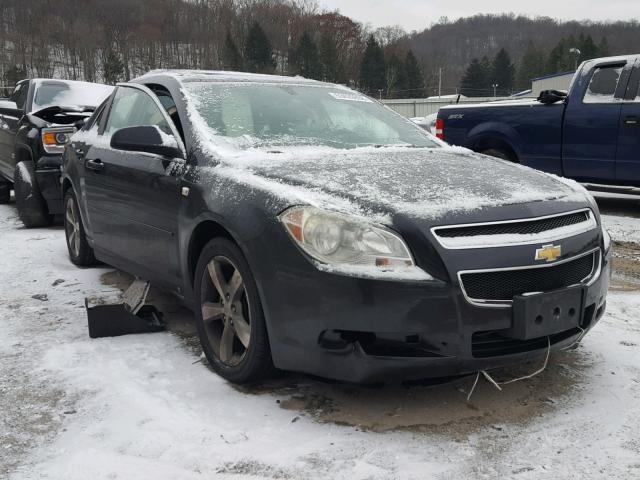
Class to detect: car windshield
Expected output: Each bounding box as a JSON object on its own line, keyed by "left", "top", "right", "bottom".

{"left": 33, "top": 81, "right": 114, "bottom": 111}
{"left": 184, "top": 81, "right": 439, "bottom": 150}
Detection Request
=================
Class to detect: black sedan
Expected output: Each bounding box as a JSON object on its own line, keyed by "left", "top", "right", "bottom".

{"left": 62, "top": 71, "right": 611, "bottom": 383}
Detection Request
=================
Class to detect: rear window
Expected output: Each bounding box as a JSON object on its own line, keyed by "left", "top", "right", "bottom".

{"left": 583, "top": 65, "right": 623, "bottom": 103}
{"left": 33, "top": 81, "right": 113, "bottom": 111}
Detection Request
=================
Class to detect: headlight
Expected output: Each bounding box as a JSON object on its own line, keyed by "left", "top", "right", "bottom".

{"left": 42, "top": 127, "right": 76, "bottom": 154}
{"left": 602, "top": 226, "right": 611, "bottom": 253}
{"left": 280, "top": 206, "right": 417, "bottom": 270}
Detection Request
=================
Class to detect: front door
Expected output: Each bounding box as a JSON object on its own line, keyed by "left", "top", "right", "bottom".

{"left": 0, "top": 82, "right": 28, "bottom": 179}
{"left": 562, "top": 61, "right": 631, "bottom": 183}
{"left": 83, "top": 85, "right": 184, "bottom": 287}
{"left": 616, "top": 59, "right": 640, "bottom": 185}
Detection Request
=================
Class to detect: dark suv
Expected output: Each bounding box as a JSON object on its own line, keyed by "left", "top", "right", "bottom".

{"left": 0, "top": 79, "right": 112, "bottom": 226}
{"left": 62, "top": 71, "right": 611, "bottom": 384}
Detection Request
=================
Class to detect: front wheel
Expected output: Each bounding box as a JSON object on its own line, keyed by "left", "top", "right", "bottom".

{"left": 194, "top": 238, "right": 274, "bottom": 383}
{"left": 14, "top": 161, "right": 53, "bottom": 227}
{"left": 64, "top": 190, "right": 96, "bottom": 266}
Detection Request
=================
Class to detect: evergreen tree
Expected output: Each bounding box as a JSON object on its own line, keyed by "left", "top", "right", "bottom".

{"left": 385, "top": 53, "right": 407, "bottom": 98}
{"left": 516, "top": 42, "right": 546, "bottom": 91}
{"left": 598, "top": 37, "right": 610, "bottom": 57}
{"left": 222, "top": 32, "right": 243, "bottom": 71}
{"left": 546, "top": 37, "right": 575, "bottom": 74}
{"left": 578, "top": 33, "right": 599, "bottom": 62}
{"left": 293, "top": 32, "right": 321, "bottom": 80}
{"left": 459, "top": 58, "right": 490, "bottom": 97}
{"left": 359, "top": 35, "right": 386, "bottom": 96}
{"left": 491, "top": 48, "right": 515, "bottom": 96}
{"left": 319, "top": 34, "right": 344, "bottom": 83}
{"left": 103, "top": 49, "right": 124, "bottom": 85}
{"left": 404, "top": 50, "right": 425, "bottom": 97}
{"left": 245, "top": 22, "right": 275, "bottom": 74}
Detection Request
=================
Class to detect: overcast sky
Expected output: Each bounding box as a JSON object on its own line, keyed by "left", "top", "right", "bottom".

{"left": 319, "top": 0, "right": 637, "bottom": 32}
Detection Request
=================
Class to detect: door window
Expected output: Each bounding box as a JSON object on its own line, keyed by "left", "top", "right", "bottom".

{"left": 583, "top": 66, "right": 623, "bottom": 103}
{"left": 10, "top": 82, "right": 28, "bottom": 110}
{"left": 105, "top": 87, "right": 172, "bottom": 136}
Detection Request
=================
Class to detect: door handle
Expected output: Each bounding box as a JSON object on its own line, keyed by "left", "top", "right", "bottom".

{"left": 85, "top": 158, "right": 104, "bottom": 172}
{"left": 624, "top": 115, "right": 639, "bottom": 126}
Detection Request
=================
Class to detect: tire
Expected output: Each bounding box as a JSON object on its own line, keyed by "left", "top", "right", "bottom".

{"left": 0, "top": 180, "right": 10, "bottom": 204}
{"left": 194, "top": 238, "right": 274, "bottom": 383}
{"left": 14, "top": 161, "right": 53, "bottom": 228}
{"left": 481, "top": 148, "right": 515, "bottom": 162}
{"left": 64, "top": 190, "right": 96, "bottom": 266}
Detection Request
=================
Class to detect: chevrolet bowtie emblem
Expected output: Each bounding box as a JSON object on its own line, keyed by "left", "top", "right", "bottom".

{"left": 535, "top": 244, "right": 562, "bottom": 262}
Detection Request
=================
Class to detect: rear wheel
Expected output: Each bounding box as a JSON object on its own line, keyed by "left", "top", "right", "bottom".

{"left": 64, "top": 190, "right": 96, "bottom": 266}
{"left": 194, "top": 238, "right": 274, "bottom": 383}
{"left": 0, "top": 179, "right": 10, "bottom": 204}
{"left": 481, "top": 148, "right": 516, "bottom": 162}
{"left": 14, "top": 161, "right": 53, "bottom": 227}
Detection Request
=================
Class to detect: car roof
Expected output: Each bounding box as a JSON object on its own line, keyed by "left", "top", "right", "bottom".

{"left": 131, "top": 69, "right": 344, "bottom": 88}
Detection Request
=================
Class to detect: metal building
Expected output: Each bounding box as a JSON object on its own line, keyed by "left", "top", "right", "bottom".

{"left": 531, "top": 71, "right": 575, "bottom": 96}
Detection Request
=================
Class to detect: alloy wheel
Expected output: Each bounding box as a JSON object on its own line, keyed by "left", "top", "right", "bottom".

{"left": 200, "top": 256, "right": 252, "bottom": 366}
{"left": 65, "top": 196, "right": 81, "bottom": 258}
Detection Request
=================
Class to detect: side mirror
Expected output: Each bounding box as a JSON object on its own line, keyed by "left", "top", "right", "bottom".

{"left": 0, "top": 100, "right": 23, "bottom": 117}
{"left": 110, "top": 125, "right": 182, "bottom": 158}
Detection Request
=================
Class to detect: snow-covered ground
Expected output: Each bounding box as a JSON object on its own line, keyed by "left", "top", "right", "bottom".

{"left": 2, "top": 203, "right": 640, "bottom": 479}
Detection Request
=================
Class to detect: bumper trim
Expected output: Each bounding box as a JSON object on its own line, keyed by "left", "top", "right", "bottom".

{"left": 457, "top": 247, "right": 602, "bottom": 308}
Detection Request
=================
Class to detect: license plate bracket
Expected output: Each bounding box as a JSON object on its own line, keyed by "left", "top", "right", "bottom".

{"left": 508, "top": 286, "right": 585, "bottom": 340}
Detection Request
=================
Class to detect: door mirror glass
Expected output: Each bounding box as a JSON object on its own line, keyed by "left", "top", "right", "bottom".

{"left": 110, "top": 125, "right": 181, "bottom": 158}
{"left": 0, "top": 100, "right": 22, "bottom": 117}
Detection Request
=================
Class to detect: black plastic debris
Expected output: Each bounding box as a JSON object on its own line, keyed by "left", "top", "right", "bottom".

{"left": 86, "top": 279, "right": 166, "bottom": 338}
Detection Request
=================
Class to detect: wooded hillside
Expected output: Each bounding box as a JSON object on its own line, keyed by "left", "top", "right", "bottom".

{"left": 1, "top": 1, "right": 638, "bottom": 98}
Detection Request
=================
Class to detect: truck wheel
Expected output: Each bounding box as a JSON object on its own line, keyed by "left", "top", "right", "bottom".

{"left": 64, "top": 190, "right": 96, "bottom": 266}
{"left": 481, "top": 148, "right": 516, "bottom": 162}
{"left": 194, "top": 238, "right": 274, "bottom": 383}
{"left": 14, "top": 161, "right": 53, "bottom": 228}
{"left": 0, "top": 180, "right": 10, "bottom": 204}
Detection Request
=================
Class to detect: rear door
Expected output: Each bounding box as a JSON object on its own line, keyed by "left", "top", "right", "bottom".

{"left": 562, "top": 60, "right": 632, "bottom": 182}
{"left": 0, "top": 81, "right": 28, "bottom": 179}
{"left": 616, "top": 59, "right": 640, "bottom": 184}
{"left": 83, "top": 85, "right": 185, "bottom": 286}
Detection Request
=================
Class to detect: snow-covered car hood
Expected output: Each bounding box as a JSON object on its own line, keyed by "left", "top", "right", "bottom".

{"left": 211, "top": 146, "right": 589, "bottom": 222}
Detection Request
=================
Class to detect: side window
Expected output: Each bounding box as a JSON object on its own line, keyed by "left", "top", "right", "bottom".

{"left": 105, "top": 87, "right": 171, "bottom": 136}
{"left": 84, "top": 99, "right": 109, "bottom": 131}
{"left": 583, "top": 65, "right": 623, "bottom": 103}
{"left": 10, "top": 82, "right": 28, "bottom": 110}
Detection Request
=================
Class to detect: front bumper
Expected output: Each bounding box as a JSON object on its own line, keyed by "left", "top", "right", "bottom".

{"left": 35, "top": 156, "right": 63, "bottom": 215}
{"left": 248, "top": 223, "right": 611, "bottom": 384}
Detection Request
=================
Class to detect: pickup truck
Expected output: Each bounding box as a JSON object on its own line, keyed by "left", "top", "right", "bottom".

{"left": 0, "top": 79, "right": 113, "bottom": 227}
{"left": 437, "top": 54, "right": 640, "bottom": 194}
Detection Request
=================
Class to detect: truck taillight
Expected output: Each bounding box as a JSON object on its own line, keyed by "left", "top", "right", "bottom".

{"left": 435, "top": 118, "right": 444, "bottom": 140}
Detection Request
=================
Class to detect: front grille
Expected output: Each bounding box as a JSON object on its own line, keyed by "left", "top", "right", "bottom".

{"left": 472, "top": 328, "right": 581, "bottom": 358}
{"left": 437, "top": 211, "right": 589, "bottom": 238}
{"left": 460, "top": 252, "right": 597, "bottom": 303}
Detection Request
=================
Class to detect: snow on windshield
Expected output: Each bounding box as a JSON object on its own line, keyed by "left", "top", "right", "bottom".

{"left": 180, "top": 80, "right": 587, "bottom": 223}
{"left": 33, "top": 80, "right": 114, "bottom": 111}
{"left": 182, "top": 81, "right": 438, "bottom": 151}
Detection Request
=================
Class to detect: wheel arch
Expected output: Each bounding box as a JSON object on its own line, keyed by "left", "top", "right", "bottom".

{"left": 473, "top": 136, "right": 519, "bottom": 162}
{"left": 187, "top": 219, "right": 241, "bottom": 288}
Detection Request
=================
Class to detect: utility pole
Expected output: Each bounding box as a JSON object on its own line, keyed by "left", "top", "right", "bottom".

{"left": 438, "top": 67, "right": 443, "bottom": 97}
{"left": 492, "top": 83, "right": 499, "bottom": 98}
{"left": 569, "top": 47, "right": 581, "bottom": 70}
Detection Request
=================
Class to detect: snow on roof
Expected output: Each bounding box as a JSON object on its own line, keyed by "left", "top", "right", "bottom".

{"left": 136, "top": 69, "right": 336, "bottom": 87}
